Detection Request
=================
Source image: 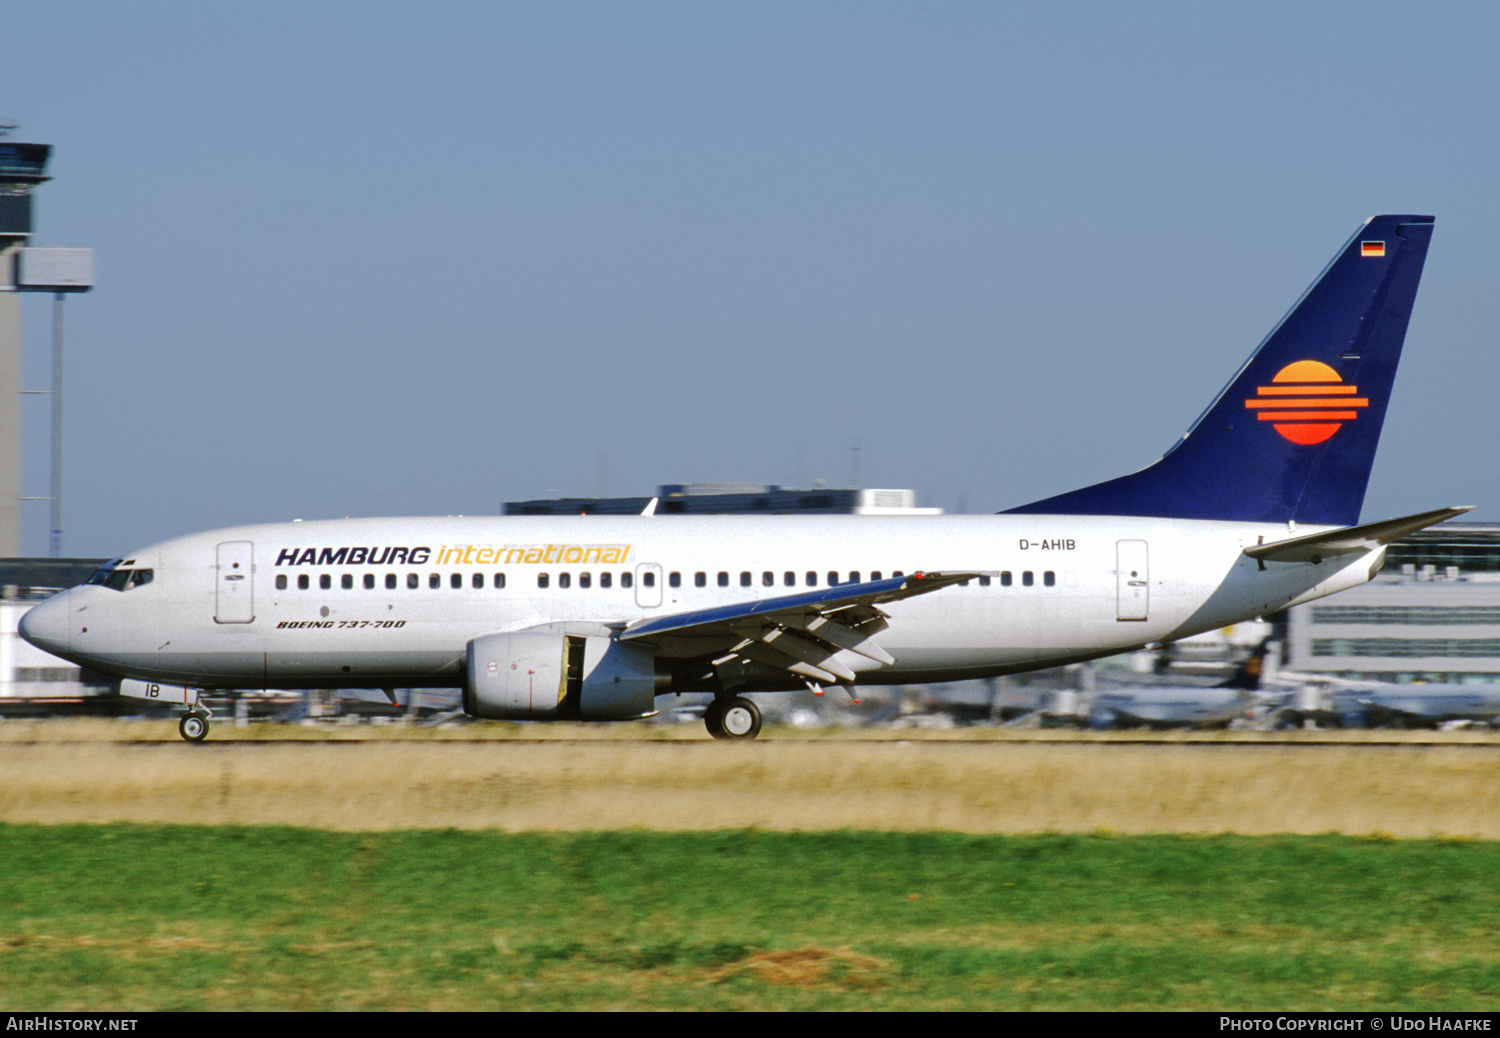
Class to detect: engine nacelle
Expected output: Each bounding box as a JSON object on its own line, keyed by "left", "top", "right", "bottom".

{"left": 464, "top": 630, "right": 664, "bottom": 720}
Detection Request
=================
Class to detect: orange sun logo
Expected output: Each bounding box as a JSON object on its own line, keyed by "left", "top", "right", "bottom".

{"left": 1243, "top": 360, "right": 1368, "bottom": 445}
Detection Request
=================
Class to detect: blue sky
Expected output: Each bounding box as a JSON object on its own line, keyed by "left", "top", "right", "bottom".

{"left": 4, "top": 1, "right": 1498, "bottom": 556}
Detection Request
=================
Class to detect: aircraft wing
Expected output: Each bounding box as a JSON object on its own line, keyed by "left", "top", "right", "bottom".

{"left": 1242, "top": 506, "right": 1472, "bottom": 565}
{"left": 618, "top": 571, "right": 980, "bottom": 685}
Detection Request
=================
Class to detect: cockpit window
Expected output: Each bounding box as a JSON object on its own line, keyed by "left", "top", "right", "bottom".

{"left": 92, "top": 565, "right": 153, "bottom": 592}
{"left": 86, "top": 560, "right": 123, "bottom": 586}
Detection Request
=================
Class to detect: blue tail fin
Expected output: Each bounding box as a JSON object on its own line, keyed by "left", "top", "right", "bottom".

{"left": 1004, "top": 215, "right": 1434, "bottom": 526}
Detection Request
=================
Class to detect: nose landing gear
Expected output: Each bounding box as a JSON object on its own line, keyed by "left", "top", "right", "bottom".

{"left": 178, "top": 702, "right": 212, "bottom": 743}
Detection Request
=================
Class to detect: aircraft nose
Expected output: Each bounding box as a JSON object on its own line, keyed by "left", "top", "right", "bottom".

{"left": 19, "top": 590, "right": 72, "bottom": 655}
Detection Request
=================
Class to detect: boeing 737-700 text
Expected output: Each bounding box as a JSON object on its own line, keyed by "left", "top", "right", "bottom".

{"left": 19, "top": 215, "right": 1469, "bottom": 740}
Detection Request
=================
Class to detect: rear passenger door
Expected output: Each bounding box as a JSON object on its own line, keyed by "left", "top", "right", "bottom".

{"left": 1116, "top": 540, "right": 1148, "bottom": 621}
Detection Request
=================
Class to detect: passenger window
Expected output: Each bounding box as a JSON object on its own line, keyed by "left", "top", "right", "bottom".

{"left": 669, "top": 572, "right": 681, "bottom": 588}
{"left": 621, "top": 572, "right": 633, "bottom": 588}
{"left": 718, "top": 572, "right": 729, "bottom": 587}
{"left": 871, "top": 571, "right": 882, "bottom": 581}
{"left": 893, "top": 570, "right": 903, "bottom": 578}
{"left": 365, "top": 574, "right": 376, "bottom": 590}
{"left": 472, "top": 573, "right": 483, "bottom": 589}
{"left": 386, "top": 574, "right": 397, "bottom": 590}
{"left": 580, "top": 573, "right": 591, "bottom": 589}
{"left": 493, "top": 573, "right": 506, "bottom": 589}
{"left": 695, "top": 572, "right": 706, "bottom": 588}
{"left": 642, "top": 571, "right": 655, "bottom": 587}
{"left": 538, "top": 573, "right": 549, "bottom": 588}
{"left": 979, "top": 575, "right": 991, "bottom": 586}
{"left": 559, "top": 573, "right": 571, "bottom": 589}
{"left": 848, "top": 572, "right": 859, "bottom": 584}
{"left": 298, "top": 575, "right": 310, "bottom": 590}
{"left": 806, "top": 572, "right": 817, "bottom": 586}
{"left": 408, "top": 574, "right": 420, "bottom": 589}
{"left": 276, "top": 575, "right": 287, "bottom": 590}
{"left": 1000, "top": 571, "right": 1012, "bottom": 586}
{"left": 784, "top": 572, "right": 795, "bottom": 587}
{"left": 341, "top": 574, "right": 353, "bottom": 590}
{"left": 320, "top": 574, "right": 331, "bottom": 590}
{"left": 429, "top": 573, "right": 440, "bottom": 589}
{"left": 451, "top": 573, "right": 462, "bottom": 589}
{"left": 1044, "top": 571, "right": 1056, "bottom": 587}
{"left": 762, "top": 571, "right": 773, "bottom": 587}
{"left": 827, "top": 571, "right": 838, "bottom": 586}
{"left": 1022, "top": 571, "right": 1034, "bottom": 587}
{"left": 600, "top": 572, "right": 611, "bottom": 589}
{"left": 740, "top": 572, "right": 751, "bottom": 587}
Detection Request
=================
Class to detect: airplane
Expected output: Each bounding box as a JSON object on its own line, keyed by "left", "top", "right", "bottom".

{"left": 1273, "top": 675, "right": 1500, "bottom": 729}
{"left": 1332, "top": 685, "right": 1500, "bottom": 729}
{"left": 19, "top": 214, "right": 1471, "bottom": 742}
{"left": 1087, "top": 643, "right": 1272, "bottom": 729}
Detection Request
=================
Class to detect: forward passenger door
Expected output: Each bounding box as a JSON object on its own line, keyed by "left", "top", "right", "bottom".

{"left": 215, "top": 541, "right": 255, "bottom": 623}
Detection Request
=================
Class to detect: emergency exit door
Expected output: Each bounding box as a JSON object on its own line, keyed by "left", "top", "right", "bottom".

{"left": 634, "top": 563, "right": 663, "bottom": 608}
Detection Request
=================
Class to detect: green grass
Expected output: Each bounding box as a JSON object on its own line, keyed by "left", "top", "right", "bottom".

{"left": 1, "top": 825, "right": 1498, "bottom": 1010}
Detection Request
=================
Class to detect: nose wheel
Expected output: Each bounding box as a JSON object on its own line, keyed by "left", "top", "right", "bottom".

{"left": 705, "top": 696, "right": 762, "bottom": 740}
{"left": 178, "top": 712, "right": 210, "bottom": 743}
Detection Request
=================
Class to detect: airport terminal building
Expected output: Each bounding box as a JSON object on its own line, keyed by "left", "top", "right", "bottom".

{"left": 1285, "top": 523, "right": 1500, "bottom": 684}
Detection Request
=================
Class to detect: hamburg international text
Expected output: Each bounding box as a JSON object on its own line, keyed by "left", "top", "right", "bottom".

{"left": 18, "top": 215, "right": 1470, "bottom": 743}
{"left": 271, "top": 544, "right": 635, "bottom": 568}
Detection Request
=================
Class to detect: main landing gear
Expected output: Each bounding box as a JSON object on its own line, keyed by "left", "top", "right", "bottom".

{"left": 704, "top": 696, "right": 762, "bottom": 741}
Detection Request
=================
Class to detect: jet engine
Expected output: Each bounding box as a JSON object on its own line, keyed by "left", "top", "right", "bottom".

{"left": 464, "top": 630, "right": 666, "bottom": 721}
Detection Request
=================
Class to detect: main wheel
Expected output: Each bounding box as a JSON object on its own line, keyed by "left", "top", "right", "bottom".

{"left": 179, "top": 714, "right": 209, "bottom": 742}
{"left": 703, "top": 699, "right": 726, "bottom": 738}
{"left": 718, "top": 697, "right": 762, "bottom": 740}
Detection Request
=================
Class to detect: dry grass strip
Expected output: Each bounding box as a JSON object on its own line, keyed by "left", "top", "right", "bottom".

{"left": 1, "top": 734, "right": 1497, "bottom": 836}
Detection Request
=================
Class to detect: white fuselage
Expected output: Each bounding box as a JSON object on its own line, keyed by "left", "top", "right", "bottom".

{"left": 21, "top": 513, "right": 1380, "bottom": 694}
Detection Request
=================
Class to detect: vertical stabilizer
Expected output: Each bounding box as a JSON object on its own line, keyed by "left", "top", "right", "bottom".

{"left": 1005, "top": 215, "right": 1435, "bottom": 526}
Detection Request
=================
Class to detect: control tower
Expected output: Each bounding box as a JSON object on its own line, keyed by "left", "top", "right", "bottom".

{"left": 0, "top": 135, "right": 52, "bottom": 556}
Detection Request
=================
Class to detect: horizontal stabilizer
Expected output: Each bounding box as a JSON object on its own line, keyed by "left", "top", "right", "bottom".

{"left": 1242, "top": 506, "right": 1472, "bottom": 564}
